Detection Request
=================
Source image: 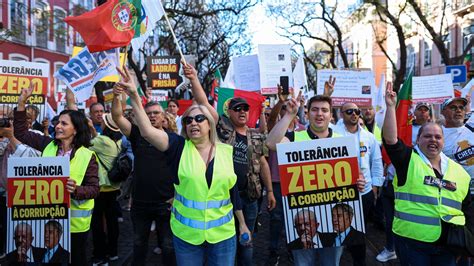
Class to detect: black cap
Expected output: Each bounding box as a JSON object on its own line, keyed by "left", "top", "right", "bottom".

{"left": 228, "top": 97, "right": 249, "bottom": 110}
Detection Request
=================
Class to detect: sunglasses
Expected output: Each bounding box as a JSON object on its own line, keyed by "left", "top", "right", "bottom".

{"left": 231, "top": 105, "right": 249, "bottom": 112}
{"left": 183, "top": 114, "right": 207, "bottom": 124}
{"left": 448, "top": 105, "right": 465, "bottom": 112}
{"left": 343, "top": 109, "right": 361, "bottom": 116}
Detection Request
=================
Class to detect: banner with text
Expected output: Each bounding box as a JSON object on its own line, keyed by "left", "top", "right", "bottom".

{"left": 146, "top": 56, "right": 183, "bottom": 90}
{"left": 54, "top": 47, "right": 119, "bottom": 103}
{"left": 317, "top": 69, "right": 375, "bottom": 107}
{"left": 277, "top": 137, "right": 365, "bottom": 250}
{"left": 233, "top": 54, "right": 261, "bottom": 92}
{"left": 6, "top": 157, "right": 71, "bottom": 264}
{"left": 258, "top": 44, "right": 293, "bottom": 95}
{"left": 412, "top": 73, "right": 454, "bottom": 103}
{"left": 0, "top": 60, "right": 49, "bottom": 104}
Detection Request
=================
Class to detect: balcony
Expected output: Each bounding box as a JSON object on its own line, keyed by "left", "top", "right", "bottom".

{"left": 453, "top": 0, "right": 474, "bottom": 17}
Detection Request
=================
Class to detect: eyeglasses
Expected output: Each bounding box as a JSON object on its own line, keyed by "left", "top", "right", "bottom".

{"left": 183, "top": 114, "right": 207, "bottom": 125}
{"left": 342, "top": 109, "right": 361, "bottom": 116}
{"left": 146, "top": 111, "right": 161, "bottom": 116}
{"left": 448, "top": 105, "right": 465, "bottom": 112}
{"left": 231, "top": 105, "right": 249, "bottom": 112}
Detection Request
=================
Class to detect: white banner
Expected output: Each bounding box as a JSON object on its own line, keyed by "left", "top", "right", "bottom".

{"left": 293, "top": 56, "right": 307, "bottom": 97}
{"left": 258, "top": 44, "right": 293, "bottom": 94}
{"left": 54, "top": 47, "right": 120, "bottom": 102}
{"left": 317, "top": 69, "right": 375, "bottom": 107}
{"left": 412, "top": 74, "right": 454, "bottom": 104}
{"left": 233, "top": 54, "right": 260, "bottom": 92}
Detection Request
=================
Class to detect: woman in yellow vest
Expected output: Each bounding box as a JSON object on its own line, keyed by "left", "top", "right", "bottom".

{"left": 14, "top": 86, "right": 99, "bottom": 266}
{"left": 113, "top": 67, "right": 251, "bottom": 265}
{"left": 382, "top": 82, "right": 473, "bottom": 265}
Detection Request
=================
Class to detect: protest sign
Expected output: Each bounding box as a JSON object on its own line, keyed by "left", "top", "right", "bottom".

{"left": 72, "top": 46, "right": 124, "bottom": 82}
{"left": 55, "top": 47, "right": 120, "bottom": 103}
{"left": 150, "top": 89, "right": 168, "bottom": 102}
{"left": 0, "top": 60, "right": 49, "bottom": 104}
{"left": 6, "top": 157, "right": 71, "bottom": 264}
{"left": 412, "top": 73, "right": 454, "bottom": 104}
{"left": 147, "top": 56, "right": 183, "bottom": 90}
{"left": 277, "top": 136, "right": 365, "bottom": 249}
{"left": 317, "top": 69, "right": 375, "bottom": 107}
{"left": 233, "top": 55, "right": 260, "bottom": 92}
{"left": 258, "top": 44, "right": 293, "bottom": 95}
{"left": 56, "top": 85, "right": 86, "bottom": 113}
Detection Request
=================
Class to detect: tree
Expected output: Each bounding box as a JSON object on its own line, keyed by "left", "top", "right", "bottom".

{"left": 128, "top": 0, "right": 257, "bottom": 98}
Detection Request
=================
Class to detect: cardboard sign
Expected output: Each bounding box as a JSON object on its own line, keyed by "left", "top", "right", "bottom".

{"left": 276, "top": 136, "right": 365, "bottom": 250}
{"left": 317, "top": 69, "right": 375, "bottom": 107}
{"left": 146, "top": 56, "right": 183, "bottom": 90}
{"left": 0, "top": 60, "right": 49, "bottom": 104}
{"left": 6, "top": 157, "right": 71, "bottom": 264}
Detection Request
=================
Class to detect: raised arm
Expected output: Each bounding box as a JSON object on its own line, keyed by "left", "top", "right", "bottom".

{"left": 111, "top": 87, "right": 132, "bottom": 137}
{"left": 183, "top": 63, "right": 218, "bottom": 122}
{"left": 65, "top": 88, "right": 78, "bottom": 111}
{"left": 382, "top": 82, "right": 398, "bottom": 145}
{"left": 265, "top": 98, "right": 299, "bottom": 151}
{"left": 115, "top": 67, "right": 169, "bottom": 151}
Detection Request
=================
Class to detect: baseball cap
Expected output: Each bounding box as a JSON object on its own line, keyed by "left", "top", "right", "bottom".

{"left": 103, "top": 113, "right": 121, "bottom": 132}
{"left": 441, "top": 97, "right": 468, "bottom": 110}
{"left": 415, "top": 102, "right": 430, "bottom": 110}
{"left": 228, "top": 98, "right": 249, "bottom": 110}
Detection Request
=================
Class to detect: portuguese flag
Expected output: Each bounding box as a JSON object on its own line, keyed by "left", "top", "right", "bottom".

{"left": 65, "top": 0, "right": 141, "bottom": 53}
{"left": 217, "top": 87, "right": 266, "bottom": 128}
{"left": 396, "top": 70, "right": 413, "bottom": 146}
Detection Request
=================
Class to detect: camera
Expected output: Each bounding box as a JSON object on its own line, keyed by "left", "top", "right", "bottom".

{"left": 0, "top": 118, "right": 11, "bottom": 128}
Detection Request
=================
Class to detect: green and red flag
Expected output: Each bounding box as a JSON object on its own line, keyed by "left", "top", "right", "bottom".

{"left": 217, "top": 87, "right": 266, "bottom": 127}
{"left": 396, "top": 69, "right": 414, "bottom": 147}
{"left": 464, "top": 54, "right": 472, "bottom": 71}
{"left": 211, "top": 69, "right": 222, "bottom": 107}
{"left": 65, "top": 0, "right": 141, "bottom": 53}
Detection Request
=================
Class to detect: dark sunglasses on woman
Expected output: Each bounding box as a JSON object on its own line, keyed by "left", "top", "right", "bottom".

{"left": 183, "top": 114, "right": 208, "bottom": 124}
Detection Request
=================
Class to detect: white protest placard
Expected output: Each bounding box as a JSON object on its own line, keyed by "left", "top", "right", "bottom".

{"left": 150, "top": 89, "right": 168, "bottom": 102}
{"left": 258, "top": 44, "right": 293, "bottom": 95}
{"left": 412, "top": 74, "right": 454, "bottom": 104}
{"left": 54, "top": 47, "right": 119, "bottom": 102}
{"left": 233, "top": 55, "right": 260, "bottom": 92}
{"left": 317, "top": 69, "right": 375, "bottom": 107}
{"left": 6, "top": 157, "right": 71, "bottom": 264}
{"left": 276, "top": 136, "right": 365, "bottom": 250}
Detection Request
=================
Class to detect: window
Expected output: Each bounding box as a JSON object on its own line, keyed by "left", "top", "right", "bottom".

{"left": 9, "top": 54, "right": 29, "bottom": 61}
{"left": 10, "top": 0, "right": 27, "bottom": 43}
{"left": 35, "top": 1, "right": 49, "bottom": 48}
{"left": 424, "top": 41, "right": 432, "bottom": 67}
{"left": 54, "top": 8, "right": 67, "bottom": 53}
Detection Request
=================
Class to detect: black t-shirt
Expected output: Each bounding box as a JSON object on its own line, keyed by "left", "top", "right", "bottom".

{"left": 383, "top": 139, "right": 474, "bottom": 244}
{"left": 128, "top": 124, "right": 174, "bottom": 203}
{"left": 285, "top": 128, "right": 334, "bottom": 142}
{"left": 233, "top": 133, "right": 249, "bottom": 191}
{"left": 166, "top": 133, "right": 242, "bottom": 210}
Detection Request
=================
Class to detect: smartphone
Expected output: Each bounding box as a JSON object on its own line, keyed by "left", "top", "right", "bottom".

{"left": 280, "top": 76, "right": 289, "bottom": 95}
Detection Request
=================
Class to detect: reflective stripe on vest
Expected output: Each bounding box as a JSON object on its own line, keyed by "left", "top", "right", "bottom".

{"left": 392, "top": 151, "right": 470, "bottom": 242}
{"left": 172, "top": 207, "right": 233, "bottom": 230}
{"left": 43, "top": 142, "right": 95, "bottom": 233}
{"left": 175, "top": 192, "right": 231, "bottom": 210}
{"left": 171, "top": 141, "right": 237, "bottom": 245}
{"left": 394, "top": 210, "right": 439, "bottom": 226}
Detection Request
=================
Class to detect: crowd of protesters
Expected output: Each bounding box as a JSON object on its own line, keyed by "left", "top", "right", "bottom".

{"left": 0, "top": 61, "right": 473, "bottom": 266}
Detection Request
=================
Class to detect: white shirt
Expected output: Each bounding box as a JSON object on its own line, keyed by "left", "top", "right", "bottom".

{"left": 334, "top": 125, "right": 384, "bottom": 194}
{"left": 442, "top": 125, "right": 474, "bottom": 194}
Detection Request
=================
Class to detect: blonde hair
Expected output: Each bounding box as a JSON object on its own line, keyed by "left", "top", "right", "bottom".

{"left": 181, "top": 104, "right": 217, "bottom": 145}
{"left": 164, "top": 112, "right": 178, "bottom": 133}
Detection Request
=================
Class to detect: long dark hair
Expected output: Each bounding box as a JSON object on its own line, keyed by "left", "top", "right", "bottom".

{"left": 53, "top": 110, "right": 92, "bottom": 148}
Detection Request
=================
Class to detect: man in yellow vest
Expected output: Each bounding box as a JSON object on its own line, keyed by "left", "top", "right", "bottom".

{"left": 382, "top": 82, "right": 473, "bottom": 265}
{"left": 266, "top": 93, "right": 367, "bottom": 266}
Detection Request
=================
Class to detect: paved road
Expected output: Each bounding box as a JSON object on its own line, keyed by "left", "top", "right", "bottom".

{"left": 84, "top": 198, "right": 401, "bottom": 266}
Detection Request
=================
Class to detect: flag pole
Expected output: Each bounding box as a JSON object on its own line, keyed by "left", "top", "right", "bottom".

{"left": 163, "top": 11, "right": 187, "bottom": 65}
